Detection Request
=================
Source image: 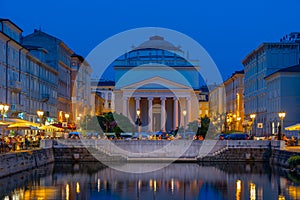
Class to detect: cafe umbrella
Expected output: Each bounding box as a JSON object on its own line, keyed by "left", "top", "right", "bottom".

{"left": 285, "top": 123, "right": 300, "bottom": 131}
{"left": 5, "top": 123, "right": 39, "bottom": 130}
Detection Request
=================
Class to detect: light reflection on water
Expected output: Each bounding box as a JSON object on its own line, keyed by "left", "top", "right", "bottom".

{"left": 1, "top": 162, "right": 300, "bottom": 200}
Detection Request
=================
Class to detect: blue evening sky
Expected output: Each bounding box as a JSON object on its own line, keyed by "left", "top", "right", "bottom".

{"left": 2, "top": 0, "right": 300, "bottom": 80}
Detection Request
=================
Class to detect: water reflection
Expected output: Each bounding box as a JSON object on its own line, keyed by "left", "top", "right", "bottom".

{"left": 1, "top": 162, "right": 300, "bottom": 200}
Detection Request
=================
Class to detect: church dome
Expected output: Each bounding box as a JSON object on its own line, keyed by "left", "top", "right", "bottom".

{"left": 134, "top": 36, "right": 182, "bottom": 52}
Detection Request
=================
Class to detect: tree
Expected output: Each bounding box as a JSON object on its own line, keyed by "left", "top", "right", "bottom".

{"left": 80, "top": 115, "right": 102, "bottom": 132}
{"left": 195, "top": 115, "right": 210, "bottom": 139}
{"left": 97, "top": 112, "right": 133, "bottom": 138}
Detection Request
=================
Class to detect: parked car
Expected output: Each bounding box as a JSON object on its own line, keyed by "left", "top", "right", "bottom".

{"left": 68, "top": 132, "right": 80, "bottom": 139}
{"left": 120, "top": 132, "right": 133, "bottom": 140}
{"left": 217, "top": 134, "right": 227, "bottom": 140}
{"left": 224, "top": 133, "right": 250, "bottom": 140}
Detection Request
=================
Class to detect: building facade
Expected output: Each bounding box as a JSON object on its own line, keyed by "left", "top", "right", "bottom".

{"left": 0, "top": 19, "right": 60, "bottom": 123}
{"left": 71, "top": 54, "right": 92, "bottom": 125}
{"left": 223, "top": 70, "right": 244, "bottom": 132}
{"left": 242, "top": 33, "right": 300, "bottom": 135}
{"left": 22, "top": 29, "right": 73, "bottom": 122}
{"left": 209, "top": 84, "right": 226, "bottom": 132}
{"left": 90, "top": 79, "right": 115, "bottom": 115}
{"left": 198, "top": 86, "right": 209, "bottom": 118}
{"left": 113, "top": 36, "right": 200, "bottom": 132}
{"left": 265, "top": 64, "right": 300, "bottom": 136}
{"left": 25, "top": 51, "right": 58, "bottom": 123}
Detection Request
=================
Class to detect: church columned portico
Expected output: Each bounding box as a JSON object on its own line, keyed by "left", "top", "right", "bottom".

{"left": 122, "top": 94, "right": 193, "bottom": 133}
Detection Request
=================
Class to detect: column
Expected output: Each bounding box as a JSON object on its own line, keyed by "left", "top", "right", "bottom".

{"left": 173, "top": 97, "right": 178, "bottom": 130}
{"left": 161, "top": 97, "right": 166, "bottom": 131}
{"left": 135, "top": 97, "right": 140, "bottom": 111}
{"left": 104, "top": 92, "right": 108, "bottom": 108}
{"left": 148, "top": 97, "right": 153, "bottom": 132}
{"left": 122, "top": 97, "right": 128, "bottom": 117}
{"left": 111, "top": 92, "right": 115, "bottom": 110}
{"left": 186, "top": 97, "right": 191, "bottom": 123}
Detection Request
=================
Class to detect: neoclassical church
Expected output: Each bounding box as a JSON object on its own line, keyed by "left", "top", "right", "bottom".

{"left": 113, "top": 36, "right": 201, "bottom": 132}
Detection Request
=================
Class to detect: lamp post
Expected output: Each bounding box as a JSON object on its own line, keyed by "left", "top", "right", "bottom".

{"left": 135, "top": 109, "right": 141, "bottom": 135}
{"left": 250, "top": 113, "right": 256, "bottom": 139}
{"left": 37, "top": 110, "right": 44, "bottom": 126}
{"left": 278, "top": 111, "right": 286, "bottom": 140}
{"left": 0, "top": 104, "right": 9, "bottom": 121}
{"left": 237, "top": 116, "right": 241, "bottom": 132}
{"left": 183, "top": 110, "right": 187, "bottom": 139}
{"left": 65, "top": 113, "right": 69, "bottom": 124}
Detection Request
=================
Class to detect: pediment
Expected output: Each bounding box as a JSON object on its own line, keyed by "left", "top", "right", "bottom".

{"left": 121, "top": 76, "right": 191, "bottom": 90}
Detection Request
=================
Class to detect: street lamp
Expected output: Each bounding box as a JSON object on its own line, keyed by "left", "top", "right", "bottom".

{"left": 250, "top": 113, "right": 256, "bottom": 139}
{"left": 65, "top": 113, "right": 69, "bottom": 123}
{"left": 0, "top": 104, "right": 9, "bottom": 121}
{"left": 278, "top": 111, "right": 286, "bottom": 140}
{"left": 135, "top": 109, "right": 141, "bottom": 135}
{"left": 237, "top": 117, "right": 241, "bottom": 132}
{"left": 183, "top": 110, "right": 187, "bottom": 139}
{"left": 37, "top": 110, "right": 44, "bottom": 126}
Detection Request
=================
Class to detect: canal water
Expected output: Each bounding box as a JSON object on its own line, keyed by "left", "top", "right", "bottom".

{"left": 0, "top": 162, "right": 299, "bottom": 200}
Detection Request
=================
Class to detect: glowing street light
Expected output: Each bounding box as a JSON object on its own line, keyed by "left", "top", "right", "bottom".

{"left": 135, "top": 109, "right": 142, "bottom": 134}
{"left": 250, "top": 113, "right": 256, "bottom": 139}
{"left": 278, "top": 111, "right": 286, "bottom": 140}
{"left": 37, "top": 110, "right": 44, "bottom": 126}
{"left": 0, "top": 104, "right": 9, "bottom": 121}
{"left": 183, "top": 110, "right": 187, "bottom": 139}
{"left": 136, "top": 109, "right": 140, "bottom": 117}
{"left": 65, "top": 113, "right": 70, "bottom": 123}
{"left": 250, "top": 113, "right": 256, "bottom": 120}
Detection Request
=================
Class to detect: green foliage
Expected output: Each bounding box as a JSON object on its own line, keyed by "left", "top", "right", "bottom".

{"left": 186, "top": 115, "right": 210, "bottom": 139}
{"left": 96, "top": 112, "right": 133, "bottom": 137}
{"left": 288, "top": 155, "right": 300, "bottom": 168}
{"left": 80, "top": 115, "right": 102, "bottom": 132}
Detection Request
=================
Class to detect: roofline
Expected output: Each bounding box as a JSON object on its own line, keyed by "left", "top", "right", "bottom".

{"left": 0, "top": 31, "right": 26, "bottom": 50}
{"left": 24, "top": 29, "right": 64, "bottom": 45}
{"left": 265, "top": 65, "right": 300, "bottom": 80}
{"left": 224, "top": 70, "right": 244, "bottom": 85}
{"left": 242, "top": 42, "right": 299, "bottom": 64}
{"left": 0, "top": 18, "right": 23, "bottom": 32}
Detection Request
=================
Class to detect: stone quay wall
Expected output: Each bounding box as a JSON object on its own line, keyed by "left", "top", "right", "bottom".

{"left": 52, "top": 139, "right": 285, "bottom": 162}
{"left": 270, "top": 149, "right": 300, "bottom": 168}
{"left": 0, "top": 148, "right": 54, "bottom": 178}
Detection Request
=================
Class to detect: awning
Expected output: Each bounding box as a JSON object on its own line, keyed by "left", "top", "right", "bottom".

{"left": 6, "top": 118, "right": 39, "bottom": 126}
{"left": 5, "top": 123, "right": 39, "bottom": 130}
{"left": 0, "top": 121, "right": 12, "bottom": 126}
{"left": 38, "top": 125, "right": 64, "bottom": 132}
{"left": 285, "top": 123, "right": 300, "bottom": 131}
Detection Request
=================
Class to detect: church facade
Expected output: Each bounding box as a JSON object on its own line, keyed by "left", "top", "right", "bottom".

{"left": 113, "top": 36, "right": 201, "bottom": 132}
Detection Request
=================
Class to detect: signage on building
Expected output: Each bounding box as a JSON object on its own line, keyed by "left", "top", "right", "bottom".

{"left": 62, "top": 122, "right": 67, "bottom": 128}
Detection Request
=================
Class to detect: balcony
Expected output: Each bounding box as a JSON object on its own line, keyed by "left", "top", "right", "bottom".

{"left": 9, "top": 81, "right": 22, "bottom": 93}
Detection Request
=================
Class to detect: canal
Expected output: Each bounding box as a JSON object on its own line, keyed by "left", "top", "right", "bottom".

{"left": 0, "top": 162, "right": 299, "bottom": 200}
